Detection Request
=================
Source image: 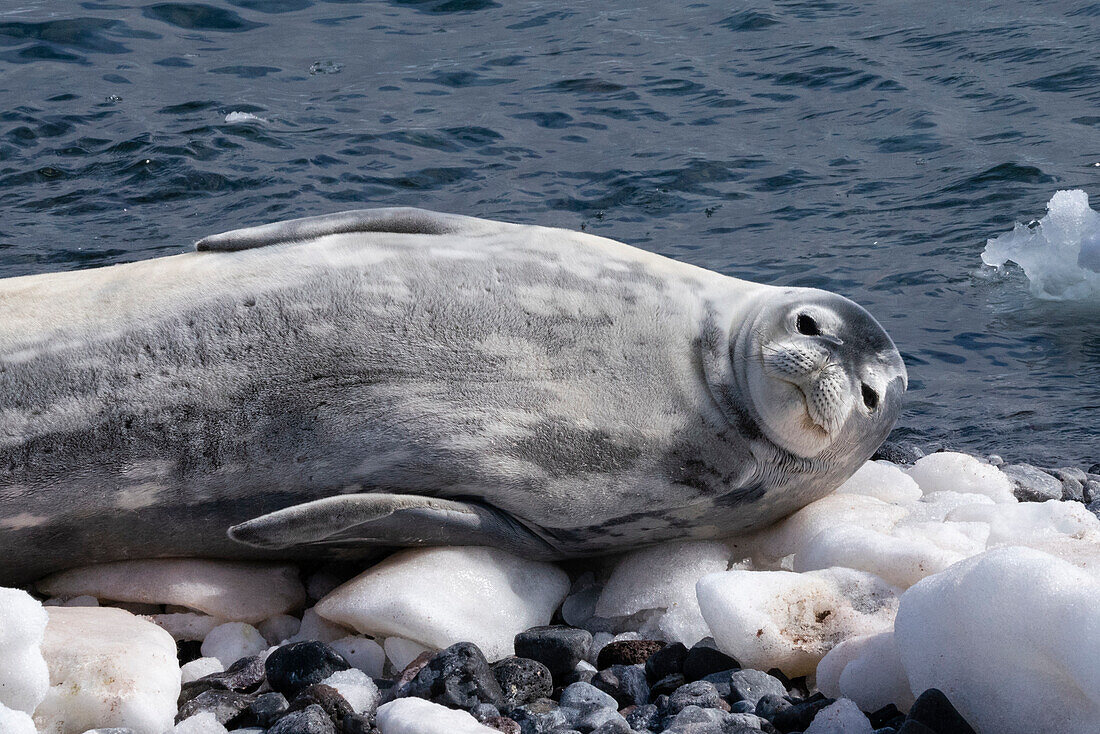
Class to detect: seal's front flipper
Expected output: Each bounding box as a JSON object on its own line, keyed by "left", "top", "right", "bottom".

{"left": 227, "top": 493, "right": 559, "bottom": 559}
{"left": 196, "top": 207, "right": 511, "bottom": 252}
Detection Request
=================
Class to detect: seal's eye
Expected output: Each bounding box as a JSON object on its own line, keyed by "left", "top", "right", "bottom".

{"left": 796, "top": 313, "right": 820, "bottom": 336}
{"left": 861, "top": 383, "right": 879, "bottom": 411}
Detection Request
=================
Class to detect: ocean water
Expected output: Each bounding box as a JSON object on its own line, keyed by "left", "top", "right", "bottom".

{"left": 0, "top": 0, "right": 1097, "bottom": 466}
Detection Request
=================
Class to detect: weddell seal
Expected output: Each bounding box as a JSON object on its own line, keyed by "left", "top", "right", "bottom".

{"left": 0, "top": 208, "right": 906, "bottom": 583}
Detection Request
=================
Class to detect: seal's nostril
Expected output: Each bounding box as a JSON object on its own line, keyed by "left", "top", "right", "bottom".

{"left": 862, "top": 383, "right": 879, "bottom": 410}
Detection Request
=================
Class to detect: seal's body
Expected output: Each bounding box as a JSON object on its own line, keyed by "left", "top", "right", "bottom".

{"left": 0, "top": 209, "right": 906, "bottom": 583}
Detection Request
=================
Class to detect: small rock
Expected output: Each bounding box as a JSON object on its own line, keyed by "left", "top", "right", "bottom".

{"left": 514, "top": 626, "right": 593, "bottom": 680}
{"left": 596, "top": 639, "right": 664, "bottom": 669}
{"left": 589, "top": 717, "right": 631, "bottom": 734}
{"left": 1084, "top": 479, "right": 1100, "bottom": 504}
{"left": 591, "top": 664, "right": 648, "bottom": 708}
{"left": 559, "top": 682, "right": 624, "bottom": 731}
{"left": 484, "top": 716, "right": 521, "bottom": 733}
{"left": 268, "top": 703, "right": 337, "bottom": 734}
{"left": 667, "top": 680, "right": 722, "bottom": 715}
{"left": 471, "top": 702, "right": 500, "bottom": 721}
{"left": 650, "top": 673, "right": 686, "bottom": 698}
{"left": 772, "top": 695, "right": 835, "bottom": 733}
{"left": 238, "top": 692, "right": 289, "bottom": 728}
{"left": 871, "top": 441, "right": 923, "bottom": 464}
{"left": 288, "top": 684, "right": 354, "bottom": 725}
{"left": 726, "top": 669, "right": 791, "bottom": 707}
{"left": 492, "top": 656, "right": 553, "bottom": 708}
{"left": 904, "top": 689, "right": 976, "bottom": 734}
{"left": 1002, "top": 463, "right": 1063, "bottom": 502}
{"left": 868, "top": 704, "right": 905, "bottom": 729}
{"left": 266, "top": 642, "right": 352, "bottom": 699}
{"left": 805, "top": 698, "right": 873, "bottom": 734}
{"left": 662, "top": 704, "right": 725, "bottom": 731}
{"left": 896, "top": 720, "right": 937, "bottom": 734}
{"left": 729, "top": 700, "right": 755, "bottom": 714}
{"left": 682, "top": 639, "right": 739, "bottom": 682}
{"left": 626, "top": 703, "right": 660, "bottom": 731}
{"left": 644, "top": 641, "right": 687, "bottom": 682}
{"left": 385, "top": 650, "right": 434, "bottom": 701}
{"left": 340, "top": 713, "right": 376, "bottom": 734}
{"left": 402, "top": 642, "right": 506, "bottom": 709}
{"left": 754, "top": 693, "right": 792, "bottom": 721}
{"left": 175, "top": 690, "right": 254, "bottom": 727}
{"left": 1047, "top": 467, "right": 1086, "bottom": 502}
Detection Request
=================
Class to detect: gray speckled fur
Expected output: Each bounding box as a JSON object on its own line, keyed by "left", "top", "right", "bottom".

{"left": 0, "top": 208, "right": 904, "bottom": 583}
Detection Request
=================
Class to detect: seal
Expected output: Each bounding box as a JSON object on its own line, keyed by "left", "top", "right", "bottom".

{"left": 0, "top": 208, "right": 906, "bottom": 583}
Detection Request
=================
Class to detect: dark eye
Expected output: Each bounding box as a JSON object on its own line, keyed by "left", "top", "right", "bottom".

{"left": 796, "top": 313, "right": 820, "bottom": 336}
{"left": 861, "top": 383, "right": 879, "bottom": 411}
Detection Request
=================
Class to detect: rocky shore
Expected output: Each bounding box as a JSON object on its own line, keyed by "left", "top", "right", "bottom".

{"left": 1, "top": 447, "right": 1098, "bottom": 734}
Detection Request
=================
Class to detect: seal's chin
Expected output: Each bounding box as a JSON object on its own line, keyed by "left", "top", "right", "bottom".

{"left": 747, "top": 373, "right": 838, "bottom": 458}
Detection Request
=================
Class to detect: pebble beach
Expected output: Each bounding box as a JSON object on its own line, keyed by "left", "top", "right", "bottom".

{"left": 2, "top": 445, "right": 1098, "bottom": 734}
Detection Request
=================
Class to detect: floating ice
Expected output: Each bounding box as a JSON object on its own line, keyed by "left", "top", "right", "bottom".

{"left": 895, "top": 547, "right": 1100, "bottom": 734}
{"left": 224, "top": 112, "right": 265, "bottom": 124}
{"left": 315, "top": 546, "right": 569, "bottom": 661}
{"left": 816, "top": 631, "right": 913, "bottom": 713}
{"left": 696, "top": 567, "right": 900, "bottom": 677}
{"left": 375, "top": 697, "right": 495, "bottom": 733}
{"left": 0, "top": 587, "right": 49, "bottom": 715}
{"left": 594, "top": 541, "right": 731, "bottom": 646}
{"left": 200, "top": 622, "right": 267, "bottom": 667}
{"left": 982, "top": 189, "right": 1100, "bottom": 299}
{"left": 38, "top": 559, "right": 306, "bottom": 624}
{"left": 34, "top": 606, "right": 180, "bottom": 734}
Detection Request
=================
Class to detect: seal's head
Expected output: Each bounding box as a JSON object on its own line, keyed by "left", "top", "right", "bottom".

{"left": 734, "top": 288, "right": 907, "bottom": 459}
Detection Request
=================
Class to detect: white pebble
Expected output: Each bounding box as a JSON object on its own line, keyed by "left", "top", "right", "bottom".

{"left": 258, "top": 614, "right": 302, "bottom": 645}
{"left": 696, "top": 567, "right": 899, "bottom": 676}
{"left": 149, "top": 612, "right": 224, "bottom": 642}
{"left": 180, "top": 657, "right": 224, "bottom": 684}
{"left": 174, "top": 710, "right": 229, "bottom": 734}
{"left": 34, "top": 606, "right": 180, "bottom": 734}
{"left": 376, "top": 697, "right": 495, "bottom": 733}
{"left": 200, "top": 622, "right": 267, "bottom": 667}
{"left": 0, "top": 702, "right": 36, "bottom": 734}
{"left": 321, "top": 668, "right": 380, "bottom": 715}
{"left": 907, "top": 452, "right": 1015, "bottom": 503}
{"left": 895, "top": 547, "right": 1100, "bottom": 734}
{"left": 804, "top": 698, "right": 874, "bottom": 734}
{"left": 315, "top": 546, "right": 569, "bottom": 661}
{"left": 330, "top": 635, "right": 386, "bottom": 678}
{"left": 0, "top": 587, "right": 49, "bottom": 715}
{"left": 384, "top": 637, "right": 432, "bottom": 672}
{"left": 37, "top": 559, "right": 305, "bottom": 624}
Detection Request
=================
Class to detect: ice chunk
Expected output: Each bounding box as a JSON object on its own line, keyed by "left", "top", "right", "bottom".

{"left": 982, "top": 189, "right": 1100, "bottom": 300}
{"left": 696, "top": 567, "right": 899, "bottom": 677}
{"left": 321, "top": 668, "right": 380, "bottom": 715}
{"left": 315, "top": 547, "right": 569, "bottom": 661}
{"left": 594, "top": 541, "right": 730, "bottom": 646}
{"left": 895, "top": 547, "right": 1100, "bottom": 734}
{"left": 34, "top": 606, "right": 180, "bottom": 734}
{"left": 0, "top": 587, "right": 49, "bottom": 714}
{"left": 834, "top": 461, "right": 922, "bottom": 505}
{"left": 224, "top": 112, "right": 265, "bottom": 124}
{"left": 804, "top": 698, "right": 874, "bottom": 734}
{"left": 180, "top": 657, "right": 224, "bottom": 684}
{"left": 907, "top": 452, "right": 1015, "bottom": 503}
{"left": 148, "top": 612, "right": 224, "bottom": 642}
{"left": 330, "top": 635, "right": 386, "bottom": 678}
{"left": 816, "top": 631, "right": 914, "bottom": 713}
{"left": 290, "top": 607, "right": 353, "bottom": 644}
{"left": 0, "top": 702, "right": 36, "bottom": 734}
{"left": 376, "top": 697, "right": 495, "bottom": 733}
{"left": 384, "top": 637, "right": 431, "bottom": 671}
{"left": 258, "top": 614, "right": 301, "bottom": 645}
{"left": 200, "top": 622, "right": 267, "bottom": 667}
{"left": 38, "top": 560, "right": 305, "bottom": 624}
{"left": 947, "top": 498, "right": 1100, "bottom": 549}
{"left": 174, "top": 711, "right": 229, "bottom": 734}
{"left": 795, "top": 524, "right": 964, "bottom": 589}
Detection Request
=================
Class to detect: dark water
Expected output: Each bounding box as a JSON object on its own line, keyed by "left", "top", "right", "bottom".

{"left": 1, "top": 1, "right": 1097, "bottom": 465}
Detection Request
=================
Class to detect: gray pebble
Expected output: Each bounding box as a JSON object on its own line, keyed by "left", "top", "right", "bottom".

{"left": 726, "top": 670, "right": 788, "bottom": 707}
{"left": 1002, "top": 463, "right": 1063, "bottom": 502}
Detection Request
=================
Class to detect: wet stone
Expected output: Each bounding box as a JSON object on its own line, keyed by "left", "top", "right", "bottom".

{"left": 626, "top": 703, "right": 660, "bottom": 731}
{"left": 645, "top": 641, "right": 687, "bottom": 683}
{"left": 175, "top": 689, "right": 255, "bottom": 727}
{"left": 266, "top": 641, "right": 351, "bottom": 699}
{"left": 340, "top": 712, "right": 377, "bottom": 734}
{"left": 472, "top": 702, "right": 502, "bottom": 721}
{"left": 492, "top": 656, "right": 554, "bottom": 708}
{"left": 667, "top": 680, "right": 722, "bottom": 715}
{"left": 514, "top": 626, "right": 593, "bottom": 681}
{"left": 484, "top": 716, "right": 522, "bottom": 734}
{"left": 771, "top": 695, "right": 834, "bottom": 733}
{"left": 651, "top": 673, "right": 687, "bottom": 698}
{"left": 591, "top": 664, "right": 648, "bottom": 708}
{"left": 239, "top": 691, "right": 289, "bottom": 728}
{"left": 596, "top": 639, "right": 665, "bottom": 669}
{"left": 727, "top": 669, "right": 788, "bottom": 707}
{"left": 268, "top": 703, "right": 338, "bottom": 734}
{"left": 1003, "top": 463, "right": 1063, "bottom": 502}
{"left": 403, "top": 642, "right": 506, "bottom": 709}
{"left": 905, "top": 688, "right": 977, "bottom": 734}
{"left": 288, "top": 683, "right": 354, "bottom": 725}
{"left": 682, "top": 639, "right": 739, "bottom": 682}
{"left": 753, "top": 693, "right": 791, "bottom": 722}
{"left": 868, "top": 704, "right": 905, "bottom": 729}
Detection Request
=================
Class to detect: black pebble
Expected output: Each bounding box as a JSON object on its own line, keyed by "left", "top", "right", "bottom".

{"left": 896, "top": 720, "right": 937, "bottom": 734}
{"left": 175, "top": 689, "right": 254, "bottom": 727}
{"left": 771, "top": 695, "right": 834, "bottom": 733}
{"left": 180, "top": 654, "right": 268, "bottom": 706}
{"left": 591, "top": 664, "right": 649, "bottom": 708}
{"left": 869, "top": 703, "right": 906, "bottom": 729}
{"left": 402, "top": 641, "right": 506, "bottom": 709}
{"left": 268, "top": 703, "right": 338, "bottom": 734}
{"left": 288, "top": 683, "right": 354, "bottom": 725}
{"left": 754, "top": 693, "right": 792, "bottom": 722}
{"left": 492, "top": 656, "right": 554, "bottom": 708}
{"left": 238, "top": 692, "right": 290, "bottom": 728}
{"left": 626, "top": 703, "right": 660, "bottom": 731}
{"left": 905, "top": 689, "right": 977, "bottom": 734}
{"left": 175, "top": 640, "right": 202, "bottom": 666}
{"left": 644, "top": 642, "right": 687, "bottom": 683}
{"left": 266, "top": 642, "right": 351, "bottom": 699}
{"left": 649, "top": 673, "right": 686, "bottom": 698}
{"left": 514, "top": 626, "right": 593, "bottom": 680}
{"left": 596, "top": 639, "right": 665, "bottom": 669}
{"left": 341, "top": 713, "right": 377, "bottom": 734}
{"left": 682, "top": 639, "right": 739, "bottom": 682}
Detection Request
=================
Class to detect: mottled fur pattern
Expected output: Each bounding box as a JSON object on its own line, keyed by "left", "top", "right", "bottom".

{"left": 0, "top": 209, "right": 905, "bottom": 583}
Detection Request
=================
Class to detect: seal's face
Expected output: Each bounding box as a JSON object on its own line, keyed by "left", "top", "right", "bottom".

{"left": 736, "top": 289, "right": 907, "bottom": 459}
